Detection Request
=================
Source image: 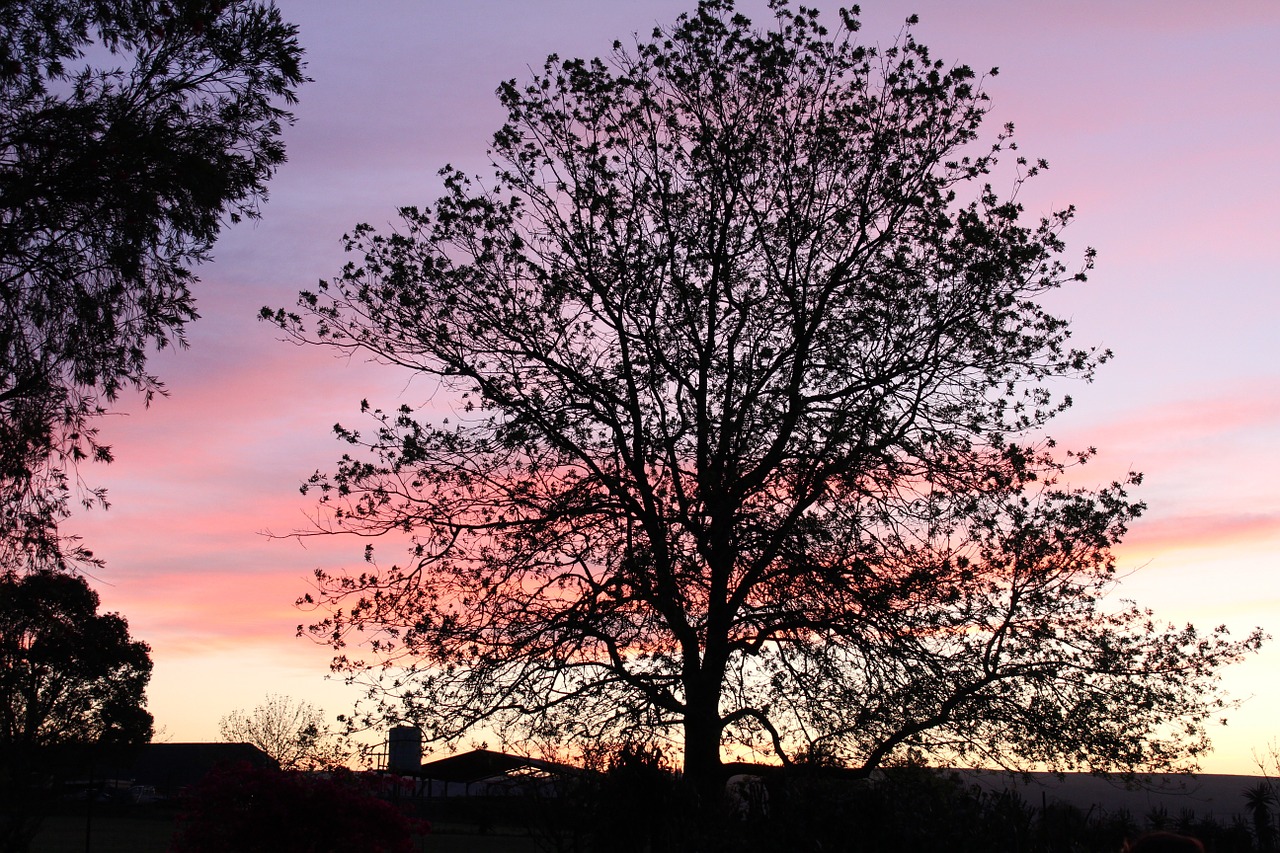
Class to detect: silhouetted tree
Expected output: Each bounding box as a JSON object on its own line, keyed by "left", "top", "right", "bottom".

{"left": 1244, "top": 782, "right": 1277, "bottom": 852}
{"left": 267, "top": 0, "right": 1262, "bottom": 815}
{"left": 0, "top": 570, "right": 152, "bottom": 852}
{"left": 219, "top": 693, "right": 350, "bottom": 770}
{"left": 0, "top": 0, "right": 306, "bottom": 572}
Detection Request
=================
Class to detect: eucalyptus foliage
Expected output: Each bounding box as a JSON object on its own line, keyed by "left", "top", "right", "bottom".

{"left": 0, "top": 0, "right": 305, "bottom": 570}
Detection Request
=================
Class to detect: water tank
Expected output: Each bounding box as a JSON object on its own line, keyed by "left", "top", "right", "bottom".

{"left": 387, "top": 725, "right": 423, "bottom": 772}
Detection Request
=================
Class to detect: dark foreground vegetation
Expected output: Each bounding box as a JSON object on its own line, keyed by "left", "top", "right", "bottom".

{"left": 27, "top": 754, "right": 1280, "bottom": 853}
{"left": 510, "top": 755, "right": 1271, "bottom": 853}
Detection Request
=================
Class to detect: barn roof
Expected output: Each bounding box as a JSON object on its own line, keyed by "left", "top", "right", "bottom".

{"left": 417, "top": 748, "right": 576, "bottom": 783}
{"left": 126, "top": 742, "right": 278, "bottom": 792}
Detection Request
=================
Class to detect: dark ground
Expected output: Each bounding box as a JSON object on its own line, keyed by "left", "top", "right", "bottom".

{"left": 27, "top": 810, "right": 534, "bottom": 853}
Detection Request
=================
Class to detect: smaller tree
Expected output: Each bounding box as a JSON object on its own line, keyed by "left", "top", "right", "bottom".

{"left": 1244, "top": 781, "right": 1278, "bottom": 853}
{"left": 0, "top": 570, "right": 152, "bottom": 852}
{"left": 219, "top": 694, "right": 349, "bottom": 770}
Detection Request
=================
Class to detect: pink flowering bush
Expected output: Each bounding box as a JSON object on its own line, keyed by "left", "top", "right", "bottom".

{"left": 170, "top": 763, "right": 428, "bottom": 853}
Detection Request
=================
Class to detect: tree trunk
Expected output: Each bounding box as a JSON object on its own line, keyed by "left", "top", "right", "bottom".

{"left": 681, "top": 697, "right": 726, "bottom": 850}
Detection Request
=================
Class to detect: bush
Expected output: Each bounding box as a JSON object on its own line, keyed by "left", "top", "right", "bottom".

{"left": 170, "top": 763, "right": 427, "bottom": 853}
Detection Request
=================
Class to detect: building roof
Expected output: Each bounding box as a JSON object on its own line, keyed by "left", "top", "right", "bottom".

{"left": 417, "top": 748, "right": 576, "bottom": 783}
{"left": 124, "top": 742, "right": 278, "bottom": 792}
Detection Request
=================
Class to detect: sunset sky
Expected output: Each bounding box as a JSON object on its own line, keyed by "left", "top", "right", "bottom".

{"left": 71, "top": 0, "right": 1279, "bottom": 773}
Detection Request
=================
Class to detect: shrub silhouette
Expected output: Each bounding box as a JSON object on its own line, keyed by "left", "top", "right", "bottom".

{"left": 170, "top": 762, "right": 426, "bottom": 853}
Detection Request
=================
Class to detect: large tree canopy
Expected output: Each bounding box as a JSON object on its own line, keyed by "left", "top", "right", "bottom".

{"left": 268, "top": 0, "right": 1260, "bottom": 803}
{"left": 0, "top": 0, "right": 305, "bottom": 571}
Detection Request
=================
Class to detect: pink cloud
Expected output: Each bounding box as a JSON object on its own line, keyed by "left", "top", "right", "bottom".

{"left": 1121, "top": 512, "right": 1280, "bottom": 555}
{"left": 1051, "top": 386, "right": 1280, "bottom": 457}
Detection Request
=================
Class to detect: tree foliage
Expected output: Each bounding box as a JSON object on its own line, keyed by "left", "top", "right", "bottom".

{"left": 0, "top": 0, "right": 305, "bottom": 571}
{"left": 219, "top": 693, "right": 350, "bottom": 771}
{"left": 0, "top": 570, "right": 151, "bottom": 750}
{"left": 267, "top": 0, "right": 1261, "bottom": 801}
{"left": 0, "top": 570, "right": 151, "bottom": 851}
